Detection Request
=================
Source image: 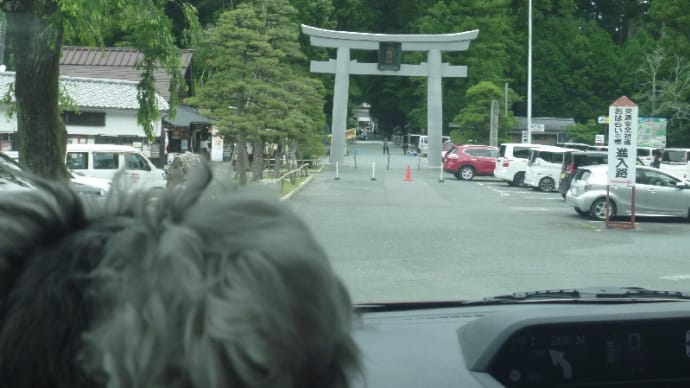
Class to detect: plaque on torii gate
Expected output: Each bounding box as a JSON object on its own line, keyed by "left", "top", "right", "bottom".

{"left": 301, "top": 24, "right": 479, "bottom": 166}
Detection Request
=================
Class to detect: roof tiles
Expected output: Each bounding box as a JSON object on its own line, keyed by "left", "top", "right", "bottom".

{"left": 0, "top": 72, "right": 169, "bottom": 111}
{"left": 60, "top": 46, "right": 194, "bottom": 100}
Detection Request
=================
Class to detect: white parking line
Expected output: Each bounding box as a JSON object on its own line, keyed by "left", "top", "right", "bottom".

{"left": 509, "top": 206, "right": 551, "bottom": 211}
{"left": 659, "top": 274, "right": 690, "bottom": 281}
{"left": 487, "top": 186, "right": 511, "bottom": 196}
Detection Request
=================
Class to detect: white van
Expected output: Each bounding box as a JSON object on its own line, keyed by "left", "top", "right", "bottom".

{"left": 66, "top": 144, "right": 167, "bottom": 191}
{"left": 417, "top": 135, "right": 451, "bottom": 157}
{"left": 494, "top": 143, "right": 540, "bottom": 186}
{"left": 524, "top": 145, "right": 571, "bottom": 192}
{"left": 636, "top": 146, "right": 662, "bottom": 166}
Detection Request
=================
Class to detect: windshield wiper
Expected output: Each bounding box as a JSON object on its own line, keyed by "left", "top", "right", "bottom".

{"left": 353, "top": 288, "right": 690, "bottom": 313}
{"left": 466, "top": 286, "right": 690, "bottom": 305}
{"left": 355, "top": 300, "right": 472, "bottom": 313}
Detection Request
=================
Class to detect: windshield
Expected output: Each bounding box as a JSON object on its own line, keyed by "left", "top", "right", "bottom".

{"left": 3, "top": 0, "right": 690, "bottom": 308}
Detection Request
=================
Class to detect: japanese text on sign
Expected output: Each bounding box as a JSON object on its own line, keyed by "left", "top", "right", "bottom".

{"left": 607, "top": 98, "right": 638, "bottom": 187}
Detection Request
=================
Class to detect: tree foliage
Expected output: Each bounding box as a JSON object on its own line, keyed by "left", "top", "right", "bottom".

{"left": 11, "top": 0, "right": 690, "bottom": 179}
{"left": 451, "top": 81, "right": 517, "bottom": 144}
{"left": 1, "top": 0, "right": 199, "bottom": 178}
{"left": 187, "top": 0, "right": 326, "bottom": 184}
{"left": 565, "top": 120, "right": 603, "bottom": 144}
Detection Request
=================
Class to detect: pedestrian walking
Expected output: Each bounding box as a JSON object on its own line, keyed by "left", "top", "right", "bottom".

{"left": 383, "top": 138, "right": 390, "bottom": 155}
{"left": 651, "top": 149, "right": 662, "bottom": 168}
{"left": 402, "top": 142, "right": 409, "bottom": 155}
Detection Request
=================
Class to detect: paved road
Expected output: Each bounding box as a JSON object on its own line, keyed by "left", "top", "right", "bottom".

{"left": 286, "top": 141, "right": 690, "bottom": 303}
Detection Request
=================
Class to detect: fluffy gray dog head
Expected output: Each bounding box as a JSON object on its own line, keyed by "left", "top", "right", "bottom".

{"left": 80, "top": 164, "right": 360, "bottom": 388}
{"left": 0, "top": 163, "right": 359, "bottom": 388}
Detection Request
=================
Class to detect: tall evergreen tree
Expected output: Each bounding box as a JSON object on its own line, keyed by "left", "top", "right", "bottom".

{"left": 188, "top": 0, "right": 326, "bottom": 184}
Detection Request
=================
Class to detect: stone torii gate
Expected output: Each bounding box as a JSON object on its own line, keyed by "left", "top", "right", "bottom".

{"left": 301, "top": 25, "right": 479, "bottom": 167}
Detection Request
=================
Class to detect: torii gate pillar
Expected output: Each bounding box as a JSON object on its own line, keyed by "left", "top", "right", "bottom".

{"left": 302, "top": 25, "right": 479, "bottom": 166}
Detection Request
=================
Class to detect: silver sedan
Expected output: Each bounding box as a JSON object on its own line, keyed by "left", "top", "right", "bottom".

{"left": 565, "top": 165, "right": 690, "bottom": 221}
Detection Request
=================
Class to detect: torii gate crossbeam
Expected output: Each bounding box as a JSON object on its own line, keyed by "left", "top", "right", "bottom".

{"left": 302, "top": 25, "right": 479, "bottom": 167}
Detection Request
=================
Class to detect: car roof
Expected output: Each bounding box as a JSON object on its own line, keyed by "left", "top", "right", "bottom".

{"left": 582, "top": 164, "right": 663, "bottom": 173}
{"left": 500, "top": 143, "right": 540, "bottom": 146}
{"left": 531, "top": 145, "right": 572, "bottom": 152}
{"left": 570, "top": 150, "right": 607, "bottom": 155}
{"left": 457, "top": 144, "right": 496, "bottom": 148}
{"left": 1, "top": 150, "right": 18, "bottom": 159}
{"left": 66, "top": 144, "right": 140, "bottom": 152}
{"left": 0, "top": 152, "right": 21, "bottom": 168}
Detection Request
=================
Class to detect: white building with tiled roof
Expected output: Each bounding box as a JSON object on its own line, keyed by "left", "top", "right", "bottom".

{"left": 0, "top": 72, "right": 168, "bottom": 156}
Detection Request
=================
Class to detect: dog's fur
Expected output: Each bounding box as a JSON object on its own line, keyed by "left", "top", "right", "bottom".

{"left": 0, "top": 164, "right": 359, "bottom": 388}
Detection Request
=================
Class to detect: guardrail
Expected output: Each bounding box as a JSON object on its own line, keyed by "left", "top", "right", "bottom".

{"left": 277, "top": 164, "right": 310, "bottom": 193}
{"left": 264, "top": 158, "right": 321, "bottom": 170}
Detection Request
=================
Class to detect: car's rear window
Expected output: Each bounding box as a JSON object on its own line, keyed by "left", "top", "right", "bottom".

{"left": 663, "top": 150, "right": 687, "bottom": 163}
{"left": 574, "top": 169, "right": 591, "bottom": 181}
{"left": 574, "top": 154, "right": 607, "bottom": 167}
{"left": 532, "top": 151, "right": 564, "bottom": 164}
{"left": 513, "top": 147, "right": 531, "bottom": 159}
{"left": 637, "top": 148, "right": 650, "bottom": 157}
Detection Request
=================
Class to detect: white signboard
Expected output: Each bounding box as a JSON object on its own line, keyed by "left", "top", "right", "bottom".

{"left": 521, "top": 130, "right": 528, "bottom": 143}
{"left": 595, "top": 134, "right": 605, "bottom": 144}
{"left": 530, "top": 123, "right": 545, "bottom": 132}
{"left": 607, "top": 97, "right": 638, "bottom": 187}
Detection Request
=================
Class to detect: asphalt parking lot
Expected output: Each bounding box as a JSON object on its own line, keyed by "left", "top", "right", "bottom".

{"left": 287, "top": 142, "right": 690, "bottom": 303}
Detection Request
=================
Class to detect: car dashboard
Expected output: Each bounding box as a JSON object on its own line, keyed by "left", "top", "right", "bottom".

{"left": 351, "top": 300, "right": 690, "bottom": 387}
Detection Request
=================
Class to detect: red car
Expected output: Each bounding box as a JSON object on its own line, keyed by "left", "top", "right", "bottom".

{"left": 443, "top": 145, "right": 499, "bottom": 180}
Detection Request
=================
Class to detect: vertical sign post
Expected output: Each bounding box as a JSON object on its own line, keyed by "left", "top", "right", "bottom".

{"left": 606, "top": 96, "right": 638, "bottom": 229}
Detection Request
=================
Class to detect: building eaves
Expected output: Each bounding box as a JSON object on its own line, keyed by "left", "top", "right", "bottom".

{"left": 513, "top": 116, "right": 576, "bottom": 131}
{"left": 163, "top": 105, "right": 213, "bottom": 128}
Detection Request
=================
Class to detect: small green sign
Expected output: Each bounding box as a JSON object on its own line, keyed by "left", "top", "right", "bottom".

{"left": 378, "top": 42, "right": 401, "bottom": 71}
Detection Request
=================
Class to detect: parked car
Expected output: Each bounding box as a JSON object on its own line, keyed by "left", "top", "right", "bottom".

{"left": 494, "top": 142, "right": 540, "bottom": 186}
{"left": 0, "top": 152, "right": 34, "bottom": 193}
{"left": 65, "top": 143, "right": 166, "bottom": 192}
{"left": 417, "top": 135, "right": 451, "bottom": 157}
{"left": 524, "top": 145, "right": 572, "bottom": 192}
{"left": 0, "top": 151, "right": 109, "bottom": 197}
{"left": 558, "top": 150, "right": 608, "bottom": 198}
{"left": 565, "top": 165, "right": 690, "bottom": 221}
{"left": 2, "top": 150, "right": 18, "bottom": 162}
{"left": 560, "top": 153, "right": 648, "bottom": 198}
{"left": 637, "top": 146, "right": 663, "bottom": 166}
{"left": 443, "top": 145, "right": 498, "bottom": 180}
{"left": 658, "top": 148, "right": 690, "bottom": 179}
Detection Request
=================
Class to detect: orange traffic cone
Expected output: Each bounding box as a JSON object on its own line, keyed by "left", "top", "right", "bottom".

{"left": 404, "top": 165, "right": 412, "bottom": 181}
